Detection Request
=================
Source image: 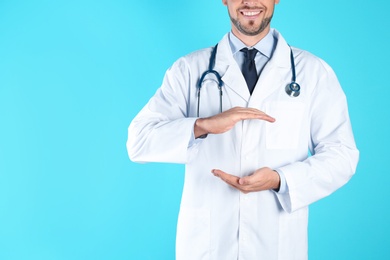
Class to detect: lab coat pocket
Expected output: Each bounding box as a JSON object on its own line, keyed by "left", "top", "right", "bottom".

{"left": 278, "top": 207, "right": 308, "bottom": 260}
{"left": 176, "top": 208, "right": 210, "bottom": 260}
{"left": 265, "top": 101, "right": 305, "bottom": 149}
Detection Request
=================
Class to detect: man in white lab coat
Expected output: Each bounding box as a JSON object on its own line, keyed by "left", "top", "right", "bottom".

{"left": 127, "top": 0, "right": 359, "bottom": 259}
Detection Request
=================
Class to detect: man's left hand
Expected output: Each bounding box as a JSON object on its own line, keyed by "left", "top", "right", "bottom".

{"left": 212, "top": 167, "right": 280, "bottom": 193}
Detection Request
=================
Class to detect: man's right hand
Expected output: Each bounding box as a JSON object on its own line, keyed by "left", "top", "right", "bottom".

{"left": 194, "top": 106, "right": 275, "bottom": 138}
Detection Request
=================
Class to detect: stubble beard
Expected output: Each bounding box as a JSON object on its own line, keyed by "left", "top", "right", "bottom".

{"left": 230, "top": 15, "right": 273, "bottom": 36}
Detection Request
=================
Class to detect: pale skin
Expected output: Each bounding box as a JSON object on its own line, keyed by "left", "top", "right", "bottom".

{"left": 194, "top": 0, "right": 282, "bottom": 192}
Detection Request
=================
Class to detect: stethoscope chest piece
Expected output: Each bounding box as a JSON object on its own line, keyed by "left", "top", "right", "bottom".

{"left": 285, "top": 82, "right": 301, "bottom": 97}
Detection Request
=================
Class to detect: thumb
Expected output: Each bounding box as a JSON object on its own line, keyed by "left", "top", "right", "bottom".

{"left": 239, "top": 176, "right": 251, "bottom": 185}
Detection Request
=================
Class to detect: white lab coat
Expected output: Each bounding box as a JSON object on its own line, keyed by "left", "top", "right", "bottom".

{"left": 127, "top": 29, "right": 359, "bottom": 260}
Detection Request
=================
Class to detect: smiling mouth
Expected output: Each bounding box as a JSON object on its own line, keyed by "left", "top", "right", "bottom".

{"left": 241, "top": 10, "right": 261, "bottom": 16}
{"left": 239, "top": 7, "right": 264, "bottom": 19}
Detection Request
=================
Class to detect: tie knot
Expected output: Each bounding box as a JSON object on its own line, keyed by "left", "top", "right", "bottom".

{"left": 241, "top": 48, "right": 258, "bottom": 60}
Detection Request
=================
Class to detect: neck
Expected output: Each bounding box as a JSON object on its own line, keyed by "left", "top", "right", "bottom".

{"left": 231, "top": 26, "right": 271, "bottom": 47}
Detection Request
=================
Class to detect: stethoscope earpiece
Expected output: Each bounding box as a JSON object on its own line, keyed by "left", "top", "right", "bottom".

{"left": 285, "top": 82, "right": 301, "bottom": 97}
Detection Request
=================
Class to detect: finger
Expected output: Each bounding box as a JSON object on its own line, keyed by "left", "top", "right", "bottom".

{"left": 249, "top": 112, "right": 275, "bottom": 123}
{"left": 211, "top": 169, "right": 239, "bottom": 182}
{"left": 212, "top": 169, "right": 256, "bottom": 193}
{"left": 212, "top": 169, "right": 242, "bottom": 189}
{"left": 234, "top": 108, "right": 276, "bottom": 123}
{"left": 259, "top": 114, "right": 276, "bottom": 123}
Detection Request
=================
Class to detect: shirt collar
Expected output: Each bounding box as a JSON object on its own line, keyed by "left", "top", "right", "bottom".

{"left": 228, "top": 30, "right": 275, "bottom": 58}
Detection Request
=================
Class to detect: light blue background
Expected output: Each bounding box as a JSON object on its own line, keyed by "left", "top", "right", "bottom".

{"left": 0, "top": 0, "right": 389, "bottom": 259}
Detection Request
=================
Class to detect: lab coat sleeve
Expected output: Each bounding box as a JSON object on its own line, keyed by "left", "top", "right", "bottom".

{"left": 276, "top": 61, "right": 359, "bottom": 213}
{"left": 127, "top": 58, "right": 201, "bottom": 164}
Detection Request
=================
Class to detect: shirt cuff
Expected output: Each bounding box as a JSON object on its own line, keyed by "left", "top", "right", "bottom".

{"left": 274, "top": 169, "right": 288, "bottom": 194}
{"left": 188, "top": 127, "right": 205, "bottom": 147}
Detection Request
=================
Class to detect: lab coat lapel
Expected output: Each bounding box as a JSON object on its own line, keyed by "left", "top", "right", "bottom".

{"left": 214, "top": 35, "right": 250, "bottom": 102}
{"left": 250, "top": 30, "right": 291, "bottom": 104}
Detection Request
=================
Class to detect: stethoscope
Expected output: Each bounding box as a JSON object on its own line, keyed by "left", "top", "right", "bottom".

{"left": 197, "top": 44, "right": 301, "bottom": 117}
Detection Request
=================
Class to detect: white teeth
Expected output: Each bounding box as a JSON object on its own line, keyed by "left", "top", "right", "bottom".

{"left": 243, "top": 11, "right": 260, "bottom": 16}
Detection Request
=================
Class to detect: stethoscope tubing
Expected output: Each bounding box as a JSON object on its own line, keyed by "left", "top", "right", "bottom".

{"left": 197, "top": 44, "right": 300, "bottom": 117}
{"left": 197, "top": 44, "right": 223, "bottom": 117}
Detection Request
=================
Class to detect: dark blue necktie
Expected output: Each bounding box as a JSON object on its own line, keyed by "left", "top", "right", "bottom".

{"left": 240, "top": 48, "right": 258, "bottom": 95}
